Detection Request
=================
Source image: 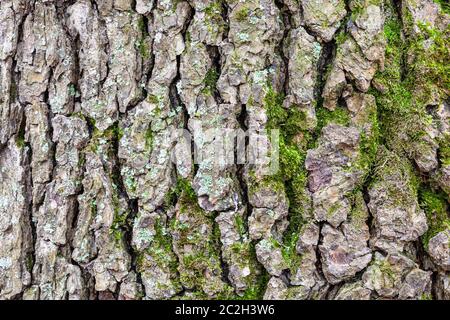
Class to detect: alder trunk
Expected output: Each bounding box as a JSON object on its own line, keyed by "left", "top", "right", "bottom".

{"left": 0, "top": 0, "right": 449, "bottom": 300}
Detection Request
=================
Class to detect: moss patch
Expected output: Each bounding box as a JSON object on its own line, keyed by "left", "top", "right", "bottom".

{"left": 372, "top": 10, "right": 448, "bottom": 162}
{"left": 419, "top": 187, "right": 450, "bottom": 249}
{"left": 433, "top": 0, "right": 450, "bottom": 15}
{"left": 221, "top": 241, "right": 269, "bottom": 300}
{"left": 262, "top": 87, "right": 313, "bottom": 276}
{"left": 201, "top": 68, "right": 219, "bottom": 96}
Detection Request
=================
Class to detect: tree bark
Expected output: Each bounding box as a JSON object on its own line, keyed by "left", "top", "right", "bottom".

{"left": 0, "top": 0, "right": 448, "bottom": 300}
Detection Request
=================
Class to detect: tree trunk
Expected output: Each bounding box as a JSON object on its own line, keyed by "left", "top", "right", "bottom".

{"left": 0, "top": 0, "right": 448, "bottom": 300}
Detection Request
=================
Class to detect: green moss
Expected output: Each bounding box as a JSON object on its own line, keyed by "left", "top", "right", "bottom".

{"left": 201, "top": 68, "right": 219, "bottom": 95}
{"left": 111, "top": 207, "right": 128, "bottom": 243}
{"left": 204, "top": 1, "right": 223, "bottom": 17}
{"left": 110, "top": 184, "right": 129, "bottom": 243}
{"left": 171, "top": 0, "right": 183, "bottom": 11}
{"left": 334, "top": 30, "right": 347, "bottom": 46}
{"left": 280, "top": 232, "right": 302, "bottom": 275}
{"left": 137, "top": 16, "right": 147, "bottom": 36}
{"left": 278, "top": 139, "right": 303, "bottom": 181}
{"left": 235, "top": 6, "right": 250, "bottom": 22}
{"left": 350, "top": 0, "right": 365, "bottom": 21}
{"left": 85, "top": 115, "right": 98, "bottom": 131}
{"left": 438, "top": 134, "right": 450, "bottom": 166}
{"left": 353, "top": 106, "right": 380, "bottom": 182}
{"left": 434, "top": 0, "right": 450, "bottom": 15}
{"left": 234, "top": 215, "right": 246, "bottom": 237}
{"left": 68, "top": 83, "right": 79, "bottom": 97}
{"left": 85, "top": 121, "right": 122, "bottom": 155}
{"left": 327, "top": 202, "right": 342, "bottom": 218}
{"left": 420, "top": 293, "right": 433, "bottom": 300}
{"left": 154, "top": 217, "right": 176, "bottom": 259}
{"left": 136, "top": 218, "right": 181, "bottom": 292}
{"left": 237, "top": 270, "right": 270, "bottom": 300}
{"left": 171, "top": 203, "right": 226, "bottom": 294}
{"left": 378, "top": 259, "right": 396, "bottom": 281}
{"left": 371, "top": 17, "right": 412, "bottom": 152}
{"left": 147, "top": 94, "right": 159, "bottom": 104}
{"left": 315, "top": 105, "right": 351, "bottom": 131}
{"left": 90, "top": 199, "right": 97, "bottom": 215}
{"left": 419, "top": 187, "right": 450, "bottom": 249}
{"left": 78, "top": 152, "right": 86, "bottom": 167}
{"left": 372, "top": 10, "right": 448, "bottom": 161}
{"left": 349, "top": 0, "right": 383, "bottom": 22}
{"left": 26, "top": 253, "right": 34, "bottom": 272}
{"left": 124, "top": 175, "right": 137, "bottom": 193}
{"left": 368, "top": 146, "right": 422, "bottom": 213}
{"left": 103, "top": 122, "right": 124, "bottom": 141}
{"left": 203, "top": 1, "right": 225, "bottom": 35}
{"left": 15, "top": 134, "right": 26, "bottom": 149}
{"left": 9, "top": 79, "right": 17, "bottom": 102}
{"left": 262, "top": 87, "right": 312, "bottom": 276}
{"left": 357, "top": 129, "right": 379, "bottom": 173}
{"left": 348, "top": 190, "right": 369, "bottom": 227}
{"left": 222, "top": 241, "right": 269, "bottom": 300}
{"left": 137, "top": 217, "right": 179, "bottom": 276}
{"left": 185, "top": 31, "right": 191, "bottom": 44}
{"left": 136, "top": 38, "right": 150, "bottom": 59}
{"left": 165, "top": 179, "right": 225, "bottom": 296}
{"left": 145, "top": 126, "right": 154, "bottom": 150}
{"left": 412, "top": 23, "right": 449, "bottom": 103}
{"left": 136, "top": 16, "right": 150, "bottom": 59}
{"left": 165, "top": 177, "right": 197, "bottom": 208}
{"left": 265, "top": 88, "right": 287, "bottom": 130}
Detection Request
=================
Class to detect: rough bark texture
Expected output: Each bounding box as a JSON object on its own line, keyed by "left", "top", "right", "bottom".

{"left": 0, "top": 0, "right": 449, "bottom": 300}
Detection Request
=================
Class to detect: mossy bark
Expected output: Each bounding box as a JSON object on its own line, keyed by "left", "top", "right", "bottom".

{"left": 0, "top": 0, "right": 448, "bottom": 300}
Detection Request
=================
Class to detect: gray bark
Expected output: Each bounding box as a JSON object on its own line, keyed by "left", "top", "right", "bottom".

{"left": 0, "top": 0, "right": 449, "bottom": 300}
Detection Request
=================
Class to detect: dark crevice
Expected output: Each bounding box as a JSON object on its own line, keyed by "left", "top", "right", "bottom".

{"left": 214, "top": 213, "right": 234, "bottom": 289}
{"left": 12, "top": 3, "right": 35, "bottom": 292}
{"left": 169, "top": 56, "right": 183, "bottom": 113}
{"left": 314, "top": 222, "right": 328, "bottom": 288}
{"left": 274, "top": 0, "right": 292, "bottom": 97}
{"left": 57, "top": 1, "right": 82, "bottom": 110}
{"left": 19, "top": 110, "right": 37, "bottom": 289}
{"left": 206, "top": 45, "right": 223, "bottom": 104}
{"left": 221, "top": 1, "right": 230, "bottom": 40}
{"left": 392, "top": 0, "right": 408, "bottom": 81}
{"left": 109, "top": 121, "right": 140, "bottom": 279}
{"left": 139, "top": 13, "right": 154, "bottom": 104}
{"left": 125, "top": 11, "right": 154, "bottom": 114}
{"left": 315, "top": 40, "right": 335, "bottom": 101}
{"left": 127, "top": 198, "right": 140, "bottom": 282}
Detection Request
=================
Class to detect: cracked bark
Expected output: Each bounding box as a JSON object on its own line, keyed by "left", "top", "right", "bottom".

{"left": 0, "top": 0, "right": 449, "bottom": 300}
